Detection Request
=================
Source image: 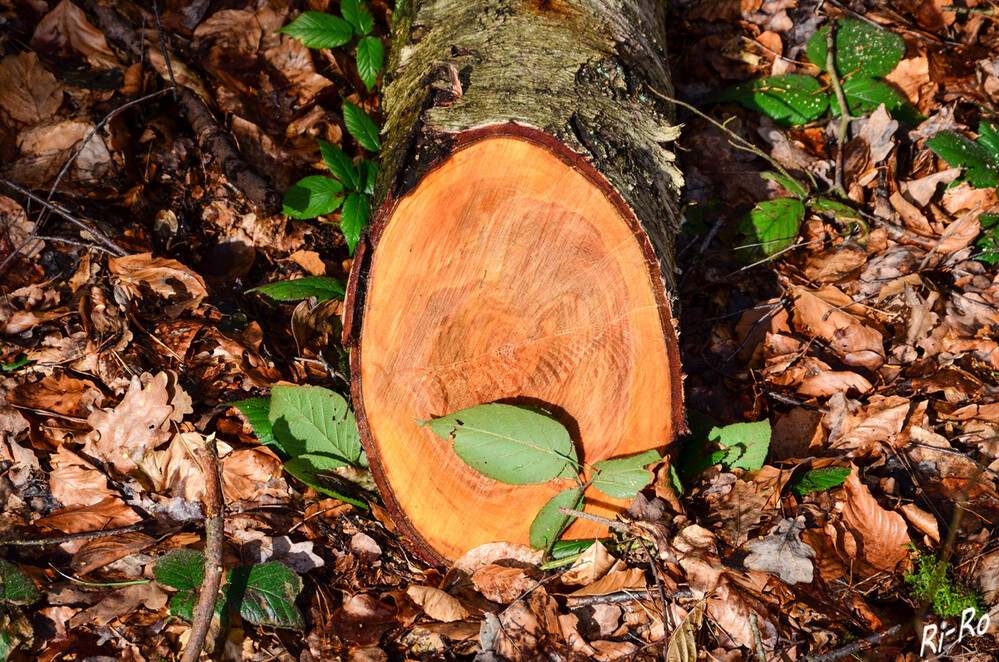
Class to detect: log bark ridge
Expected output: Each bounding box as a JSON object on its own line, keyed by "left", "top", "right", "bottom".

{"left": 345, "top": 0, "right": 685, "bottom": 564}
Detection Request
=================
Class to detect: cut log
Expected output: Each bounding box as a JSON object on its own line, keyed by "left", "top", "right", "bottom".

{"left": 344, "top": 0, "right": 685, "bottom": 565}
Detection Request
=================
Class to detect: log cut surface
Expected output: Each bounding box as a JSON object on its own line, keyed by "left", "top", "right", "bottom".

{"left": 358, "top": 128, "right": 680, "bottom": 561}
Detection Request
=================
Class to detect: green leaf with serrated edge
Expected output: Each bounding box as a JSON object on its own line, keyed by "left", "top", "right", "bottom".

{"left": 340, "top": 0, "right": 374, "bottom": 36}
{"left": 977, "top": 121, "right": 999, "bottom": 159}
{"left": 832, "top": 76, "right": 905, "bottom": 117}
{"left": 282, "top": 176, "right": 345, "bottom": 219}
{"left": 153, "top": 549, "right": 204, "bottom": 590}
{"left": 277, "top": 12, "right": 353, "bottom": 49}
{"left": 0, "top": 354, "right": 30, "bottom": 373}
{"left": 760, "top": 172, "right": 808, "bottom": 199}
{"left": 420, "top": 403, "right": 579, "bottom": 485}
{"left": 927, "top": 131, "right": 999, "bottom": 189}
{"left": 975, "top": 213, "right": 999, "bottom": 265}
{"left": 249, "top": 276, "right": 346, "bottom": 302}
{"left": 592, "top": 450, "right": 661, "bottom": 499}
{"left": 550, "top": 539, "right": 598, "bottom": 560}
{"left": 268, "top": 386, "right": 362, "bottom": 465}
{"left": 806, "top": 19, "right": 905, "bottom": 78}
{"left": 283, "top": 455, "right": 369, "bottom": 508}
{"left": 530, "top": 488, "right": 584, "bottom": 551}
{"left": 318, "top": 140, "right": 358, "bottom": 190}
{"left": 710, "top": 420, "right": 771, "bottom": 472}
{"left": 356, "top": 36, "right": 383, "bottom": 90}
{"left": 357, "top": 159, "right": 377, "bottom": 195}
{"left": 169, "top": 590, "right": 197, "bottom": 622}
{"left": 226, "top": 563, "right": 304, "bottom": 631}
{"left": 343, "top": 100, "right": 380, "bottom": 152}
{"left": 745, "top": 198, "right": 805, "bottom": 256}
{"left": 234, "top": 397, "right": 277, "bottom": 449}
{"left": 716, "top": 74, "right": 829, "bottom": 126}
{"left": 341, "top": 192, "right": 371, "bottom": 255}
{"left": 0, "top": 559, "right": 39, "bottom": 605}
{"left": 790, "top": 466, "right": 851, "bottom": 496}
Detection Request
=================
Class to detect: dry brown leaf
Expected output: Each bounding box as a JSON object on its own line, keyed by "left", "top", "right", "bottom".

{"left": 797, "top": 370, "right": 873, "bottom": 398}
{"left": 330, "top": 594, "right": 398, "bottom": 647}
{"left": 857, "top": 105, "right": 898, "bottom": 164}
{"left": 109, "top": 253, "right": 208, "bottom": 314}
{"left": 84, "top": 372, "right": 175, "bottom": 474}
{"left": 560, "top": 540, "right": 616, "bottom": 586}
{"left": 706, "top": 478, "right": 773, "bottom": 547}
{"left": 841, "top": 471, "right": 910, "bottom": 575}
{"left": 452, "top": 542, "right": 541, "bottom": 575}
{"left": 900, "top": 503, "right": 940, "bottom": 543}
{"left": 591, "top": 640, "right": 639, "bottom": 661}
{"left": 829, "top": 400, "right": 909, "bottom": 455}
{"left": 666, "top": 604, "right": 703, "bottom": 662}
{"left": 221, "top": 446, "right": 284, "bottom": 502}
{"left": 0, "top": 52, "right": 62, "bottom": 123}
{"left": 49, "top": 445, "right": 114, "bottom": 507}
{"left": 288, "top": 249, "right": 326, "bottom": 275}
{"left": 742, "top": 517, "right": 815, "bottom": 584}
{"left": 935, "top": 211, "right": 981, "bottom": 254}
{"left": 68, "top": 583, "right": 167, "bottom": 627}
{"left": 884, "top": 56, "right": 931, "bottom": 105}
{"left": 706, "top": 583, "right": 776, "bottom": 650}
{"left": 406, "top": 585, "right": 470, "bottom": 622}
{"left": 790, "top": 285, "right": 884, "bottom": 369}
{"left": 31, "top": 0, "right": 113, "bottom": 59}
{"left": 569, "top": 568, "right": 645, "bottom": 597}
{"left": 471, "top": 564, "right": 536, "bottom": 604}
{"left": 903, "top": 168, "right": 962, "bottom": 207}
{"left": 35, "top": 496, "right": 141, "bottom": 534}
{"left": 70, "top": 533, "right": 155, "bottom": 574}
{"left": 771, "top": 408, "right": 825, "bottom": 460}
{"left": 672, "top": 524, "right": 717, "bottom": 559}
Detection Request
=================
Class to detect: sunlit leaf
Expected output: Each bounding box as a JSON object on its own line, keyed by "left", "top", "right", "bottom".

{"left": 268, "top": 385, "right": 363, "bottom": 466}
{"left": 529, "top": 487, "right": 584, "bottom": 550}
{"left": 356, "top": 36, "right": 383, "bottom": 91}
{"left": 592, "top": 450, "right": 660, "bottom": 499}
{"left": 789, "top": 466, "right": 851, "bottom": 496}
{"left": 807, "top": 19, "right": 905, "bottom": 78}
{"left": 226, "top": 563, "right": 304, "bottom": 631}
{"left": 343, "top": 100, "right": 380, "bottom": 152}
{"left": 277, "top": 12, "right": 353, "bottom": 49}
{"left": 340, "top": 0, "right": 374, "bottom": 36}
{"left": 153, "top": 549, "right": 204, "bottom": 591}
{"left": 318, "top": 139, "right": 358, "bottom": 190}
{"left": 249, "top": 276, "right": 346, "bottom": 303}
{"left": 341, "top": 192, "right": 371, "bottom": 255}
{"left": 717, "top": 74, "right": 829, "bottom": 126}
{"left": 927, "top": 131, "right": 999, "bottom": 189}
{"left": 282, "top": 176, "right": 344, "bottom": 219}
{"left": 744, "top": 198, "right": 805, "bottom": 256}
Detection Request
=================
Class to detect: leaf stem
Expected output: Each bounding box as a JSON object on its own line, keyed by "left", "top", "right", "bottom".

{"left": 825, "top": 20, "right": 850, "bottom": 196}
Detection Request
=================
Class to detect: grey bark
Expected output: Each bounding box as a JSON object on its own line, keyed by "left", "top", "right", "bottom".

{"left": 374, "top": 0, "right": 683, "bottom": 286}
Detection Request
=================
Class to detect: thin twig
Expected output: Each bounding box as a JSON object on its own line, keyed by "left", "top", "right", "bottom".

{"left": 0, "top": 180, "right": 126, "bottom": 257}
{"left": 566, "top": 589, "right": 694, "bottom": 608}
{"left": 0, "top": 522, "right": 150, "bottom": 547}
{"left": 637, "top": 537, "right": 671, "bottom": 661}
{"left": 557, "top": 507, "right": 629, "bottom": 532}
{"left": 182, "top": 439, "right": 225, "bottom": 662}
{"left": 805, "top": 623, "right": 904, "bottom": 662}
{"left": 750, "top": 613, "right": 767, "bottom": 662}
{"left": 151, "top": 0, "right": 178, "bottom": 100}
{"left": 942, "top": 5, "right": 996, "bottom": 15}
{"left": 825, "top": 20, "right": 850, "bottom": 197}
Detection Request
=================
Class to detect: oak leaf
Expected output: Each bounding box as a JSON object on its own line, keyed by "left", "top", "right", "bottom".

{"left": 743, "top": 516, "right": 815, "bottom": 584}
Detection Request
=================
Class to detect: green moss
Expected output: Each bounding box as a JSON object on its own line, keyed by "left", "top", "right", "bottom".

{"left": 905, "top": 550, "right": 983, "bottom": 618}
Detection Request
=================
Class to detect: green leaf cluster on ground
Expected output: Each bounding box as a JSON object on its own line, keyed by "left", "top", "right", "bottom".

{"left": 154, "top": 550, "right": 304, "bottom": 631}
{"left": 235, "top": 385, "right": 371, "bottom": 508}
{"left": 927, "top": 121, "right": 999, "bottom": 189}
{"left": 422, "top": 403, "right": 662, "bottom": 551}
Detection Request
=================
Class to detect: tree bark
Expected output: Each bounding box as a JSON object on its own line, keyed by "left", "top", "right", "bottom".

{"left": 344, "top": 0, "right": 684, "bottom": 565}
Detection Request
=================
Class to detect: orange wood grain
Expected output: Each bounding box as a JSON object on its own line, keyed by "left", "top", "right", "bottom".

{"left": 358, "top": 134, "right": 677, "bottom": 561}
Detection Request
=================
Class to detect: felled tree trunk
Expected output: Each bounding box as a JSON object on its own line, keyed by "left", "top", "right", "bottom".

{"left": 343, "top": 0, "right": 684, "bottom": 565}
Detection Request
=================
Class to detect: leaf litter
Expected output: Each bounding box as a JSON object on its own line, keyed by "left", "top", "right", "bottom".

{"left": 1, "top": 0, "right": 999, "bottom": 660}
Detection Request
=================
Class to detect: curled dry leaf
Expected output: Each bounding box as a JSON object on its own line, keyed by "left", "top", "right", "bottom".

{"left": 48, "top": 445, "right": 115, "bottom": 507}
{"left": 452, "top": 542, "right": 542, "bottom": 575}
{"left": 797, "top": 370, "right": 873, "bottom": 398}
{"left": 472, "top": 564, "right": 536, "bottom": 604}
{"left": 560, "top": 540, "right": 616, "bottom": 586}
{"left": 34, "top": 495, "right": 141, "bottom": 535}
{"left": 31, "top": 0, "right": 114, "bottom": 59}
{"left": 742, "top": 516, "right": 815, "bottom": 584}
{"left": 84, "top": 372, "right": 176, "bottom": 474}
{"left": 0, "top": 52, "right": 62, "bottom": 123}
{"left": 68, "top": 583, "right": 168, "bottom": 628}
{"left": 790, "top": 285, "right": 885, "bottom": 370}
{"left": 666, "top": 604, "right": 703, "bottom": 662}
{"left": 900, "top": 503, "right": 940, "bottom": 543}
{"left": 406, "top": 585, "right": 470, "bottom": 623}
{"left": 109, "top": 253, "right": 208, "bottom": 314}
{"left": 70, "top": 533, "right": 155, "bottom": 574}
{"left": 569, "top": 568, "right": 645, "bottom": 597}
{"left": 840, "top": 471, "right": 911, "bottom": 574}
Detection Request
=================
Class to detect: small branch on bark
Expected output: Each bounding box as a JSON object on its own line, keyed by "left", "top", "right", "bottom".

{"left": 0, "top": 522, "right": 150, "bottom": 547}
{"left": 805, "top": 623, "right": 904, "bottom": 662}
{"left": 181, "top": 439, "right": 226, "bottom": 662}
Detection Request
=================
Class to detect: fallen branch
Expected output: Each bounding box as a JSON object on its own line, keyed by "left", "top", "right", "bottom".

{"left": 182, "top": 439, "right": 225, "bottom": 662}
{"left": 805, "top": 623, "right": 904, "bottom": 662}
{"left": 565, "top": 589, "right": 693, "bottom": 608}
{"left": 0, "top": 522, "right": 150, "bottom": 547}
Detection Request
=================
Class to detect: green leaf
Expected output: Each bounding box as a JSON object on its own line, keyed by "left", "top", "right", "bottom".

{"left": 226, "top": 563, "right": 304, "bottom": 631}
{"left": 530, "top": 488, "right": 584, "bottom": 551}
{"left": 318, "top": 140, "right": 358, "bottom": 190}
{"left": 340, "top": 0, "right": 374, "bottom": 36}
{"left": 807, "top": 19, "right": 905, "bottom": 78}
{"left": 744, "top": 198, "right": 805, "bottom": 256}
{"left": 268, "top": 385, "right": 363, "bottom": 466}
{"left": 926, "top": 131, "right": 999, "bottom": 189}
{"left": 0, "top": 354, "right": 30, "bottom": 373}
{"left": 760, "top": 171, "right": 808, "bottom": 199}
{"left": 421, "top": 403, "right": 579, "bottom": 485}
{"left": 717, "top": 74, "right": 829, "bottom": 126}
{"left": 549, "top": 539, "right": 597, "bottom": 560}
{"left": 790, "top": 466, "right": 851, "bottom": 496}
{"left": 153, "top": 549, "right": 204, "bottom": 591}
{"left": 977, "top": 121, "right": 999, "bottom": 158}
{"left": 169, "top": 590, "right": 197, "bottom": 622}
{"left": 356, "top": 36, "right": 383, "bottom": 90}
{"left": 0, "top": 559, "right": 39, "bottom": 605}
{"left": 343, "top": 100, "right": 380, "bottom": 152}
{"left": 233, "top": 398, "right": 276, "bottom": 448}
{"left": 249, "top": 276, "right": 346, "bottom": 303}
{"left": 277, "top": 12, "right": 353, "bottom": 49}
{"left": 283, "top": 455, "right": 371, "bottom": 508}
{"left": 710, "top": 420, "right": 771, "bottom": 472}
{"left": 357, "top": 159, "right": 377, "bottom": 195}
{"left": 341, "top": 192, "right": 371, "bottom": 255}
{"left": 282, "top": 176, "right": 345, "bottom": 219}
{"left": 975, "top": 213, "right": 999, "bottom": 265}
{"left": 591, "top": 450, "right": 661, "bottom": 499}
{"left": 832, "top": 76, "right": 905, "bottom": 117}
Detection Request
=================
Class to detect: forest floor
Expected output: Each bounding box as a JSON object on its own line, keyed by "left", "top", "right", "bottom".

{"left": 2, "top": 0, "right": 999, "bottom": 660}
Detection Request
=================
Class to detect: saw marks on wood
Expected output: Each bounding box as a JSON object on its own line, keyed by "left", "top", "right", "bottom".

{"left": 359, "top": 133, "right": 677, "bottom": 561}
